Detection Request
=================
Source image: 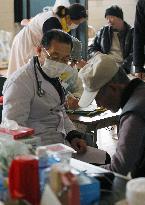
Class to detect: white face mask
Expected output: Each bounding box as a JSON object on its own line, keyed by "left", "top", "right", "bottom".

{"left": 41, "top": 58, "right": 70, "bottom": 78}
{"left": 68, "top": 23, "right": 79, "bottom": 30}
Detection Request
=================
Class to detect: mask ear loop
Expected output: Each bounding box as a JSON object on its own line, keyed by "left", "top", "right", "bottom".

{"left": 33, "top": 56, "right": 45, "bottom": 97}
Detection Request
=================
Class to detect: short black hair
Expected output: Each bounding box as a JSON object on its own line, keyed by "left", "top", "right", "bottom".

{"left": 55, "top": 3, "right": 87, "bottom": 20}
{"left": 41, "top": 29, "right": 73, "bottom": 50}
{"left": 69, "top": 3, "right": 88, "bottom": 20}
{"left": 105, "top": 5, "right": 123, "bottom": 20}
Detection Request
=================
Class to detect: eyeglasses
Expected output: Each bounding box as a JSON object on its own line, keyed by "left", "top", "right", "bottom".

{"left": 43, "top": 47, "right": 72, "bottom": 64}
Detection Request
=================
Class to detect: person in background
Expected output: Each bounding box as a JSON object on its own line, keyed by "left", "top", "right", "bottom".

{"left": 3, "top": 29, "right": 87, "bottom": 153}
{"left": 133, "top": 0, "right": 145, "bottom": 79}
{"left": 7, "top": 3, "right": 87, "bottom": 77}
{"left": 88, "top": 5, "right": 133, "bottom": 74}
{"left": 78, "top": 52, "right": 145, "bottom": 178}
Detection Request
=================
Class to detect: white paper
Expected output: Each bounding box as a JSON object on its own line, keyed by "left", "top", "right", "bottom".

{"left": 41, "top": 185, "right": 62, "bottom": 205}
{"left": 73, "top": 146, "right": 106, "bottom": 164}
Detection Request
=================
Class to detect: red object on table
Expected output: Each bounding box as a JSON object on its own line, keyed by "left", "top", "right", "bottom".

{"left": 0, "top": 96, "right": 3, "bottom": 104}
{"left": 0, "top": 127, "right": 34, "bottom": 139}
{"left": 9, "top": 155, "right": 40, "bottom": 205}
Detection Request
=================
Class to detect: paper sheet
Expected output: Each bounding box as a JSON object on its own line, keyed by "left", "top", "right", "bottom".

{"left": 41, "top": 185, "right": 61, "bottom": 205}
{"left": 73, "top": 146, "right": 106, "bottom": 164}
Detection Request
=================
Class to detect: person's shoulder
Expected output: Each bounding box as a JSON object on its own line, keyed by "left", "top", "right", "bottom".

{"left": 96, "top": 25, "right": 110, "bottom": 36}
{"left": 138, "top": 0, "right": 145, "bottom": 5}
{"left": 99, "top": 25, "right": 110, "bottom": 32}
{"left": 124, "top": 22, "right": 134, "bottom": 31}
{"left": 6, "top": 61, "right": 34, "bottom": 86}
{"left": 137, "top": 0, "right": 145, "bottom": 9}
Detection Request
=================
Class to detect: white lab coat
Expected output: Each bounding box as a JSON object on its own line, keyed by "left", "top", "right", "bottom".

{"left": 7, "top": 11, "right": 59, "bottom": 77}
{"left": 3, "top": 58, "right": 75, "bottom": 145}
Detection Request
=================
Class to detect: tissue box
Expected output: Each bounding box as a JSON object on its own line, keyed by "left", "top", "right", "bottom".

{"left": 0, "top": 127, "right": 34, "bottom": 139}
{"left": 77, "top": 174, "right": 100, "bottom": 205}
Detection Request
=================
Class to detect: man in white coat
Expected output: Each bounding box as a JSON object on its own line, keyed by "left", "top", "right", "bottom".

{"left": 2, "top": 30, "right": 87, "bottom": 153}
{"left": 3, "top": 30, "right": 111, "bottom": 165}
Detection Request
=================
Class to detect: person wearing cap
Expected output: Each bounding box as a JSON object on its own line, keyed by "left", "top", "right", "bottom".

{"left": 133, "top": 0, "right": 145, "bottom": 79}
{"left": 88, "top": 5, "right": 133, "bottom": 74}
{"left": 7, "top": 3, "right": 87, "bottom": 77}
{"left": 78, "top": 53, "right": 145, "bottom": 177}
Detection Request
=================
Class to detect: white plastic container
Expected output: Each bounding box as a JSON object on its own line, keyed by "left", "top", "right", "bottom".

{"left": 126, "top": 177, "right": 145, "bottom": 205}
{"left": 37, "top": 143, "right": 76, "bottom": 165}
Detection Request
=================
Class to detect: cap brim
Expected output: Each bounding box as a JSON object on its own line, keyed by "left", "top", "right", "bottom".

{"left": 78, "top": 89, "right": 98, "bottom": 108}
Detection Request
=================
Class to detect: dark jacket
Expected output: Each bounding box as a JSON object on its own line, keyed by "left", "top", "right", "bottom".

{"left": 102, "top": 79, "right": 145, "bottom": 177}
{"left": 88, "top": 22, "right": 134, "bottom": 74}
{"left": 133, "top": 0, "right": 145, "bottom": 73}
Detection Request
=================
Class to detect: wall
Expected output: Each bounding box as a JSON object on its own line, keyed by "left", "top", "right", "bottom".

{"left": 0, "top": 0, "right": 138, "bottom": 34}
{"left": 88, "top": 0, "right": 138, "bottom": 31}
{"left": 0, "top": 0, "right": 14, "bottom": 32}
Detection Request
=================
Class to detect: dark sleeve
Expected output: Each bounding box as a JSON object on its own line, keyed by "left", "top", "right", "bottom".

{"left": 88, "top": 29, "right": 103, "bottom": 57}
{"left": 122, "top": 28, "right": 134, "bottom": 74}
{"left": 101, "top": 113, "right": 145, "bottom": 176}
{"left": 42, "top": 17, "right": 62, "bottom": 34}
{"left": 122, "top": 53, "right": 133, "bottom": 74}
{"left": 133, "top": 0, "right": 145, "bottom": 71}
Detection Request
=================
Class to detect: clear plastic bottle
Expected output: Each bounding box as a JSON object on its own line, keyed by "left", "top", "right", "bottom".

{"left": 0, "top": 169, "right": 8, "bottom": 202}
{"left": 36, "top": 147, "right": 60, "bottom": 194}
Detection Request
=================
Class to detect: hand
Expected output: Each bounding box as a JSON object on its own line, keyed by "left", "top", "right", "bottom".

{"left": 70, "top": 138, "right": 87, "bottom": 154}
{"left": 21, "top": 18, "right": 30, "bottom": 26}
{"left": 134, "top": 72, "right": 145, "bottom": 79}
{"left": 76, "top": 59, "right": 87, "bottom": 69}
{"left": 66, "top": 95, "right": 79, "bottom": 110}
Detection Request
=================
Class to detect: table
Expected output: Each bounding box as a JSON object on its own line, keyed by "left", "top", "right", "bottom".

{"left": 69, "top": 110, "right": 121, "bottom": 147}
{"left": 71, "top": 158, "right": 129, "bottom": 205}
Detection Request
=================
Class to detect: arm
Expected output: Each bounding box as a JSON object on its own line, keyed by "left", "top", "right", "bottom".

{"left": 133, "top": 0, "right": 145, "bottom": 73}
{"left": 121, "top": 28, "right": 134, "bottom": 74}
{"left": 88, "top": 29, "right": 103, "bottom": 57}
{"left": 101, "top": 113, "right": 145, "bottom": 176}
{"left": 2, "top": 75, "right": 34, "bottom": 127}
{"left": 122, "top": 52, "right": 133, "bottom": 74}
{"left": 42, "top": 17, "right": 62, "bottom": 34}
{"left": 62, "top": 107, "right": 87, "bottom": 153}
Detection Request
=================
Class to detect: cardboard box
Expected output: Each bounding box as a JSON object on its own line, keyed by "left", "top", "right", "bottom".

{"left": 0, "top": 127, "right": 34, "bottom": 139}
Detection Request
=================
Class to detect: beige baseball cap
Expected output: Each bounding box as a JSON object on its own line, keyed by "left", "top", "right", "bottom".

{"left": 78, "top": 53, "right": 119, "bottom": 108}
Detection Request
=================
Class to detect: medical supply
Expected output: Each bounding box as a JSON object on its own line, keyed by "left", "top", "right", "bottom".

{"left": 9, "top": 155, "right": 40, "bottom": 205}
{"left": 126, "top": 177, "right": 145, "bottom": 205}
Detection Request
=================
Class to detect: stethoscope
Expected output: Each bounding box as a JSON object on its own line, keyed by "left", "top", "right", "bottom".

{"left": 33, "top": 56, "right": 45, "bottom": 97}
{"left": 33, "top": 56, "right": 66, "bottom": 104}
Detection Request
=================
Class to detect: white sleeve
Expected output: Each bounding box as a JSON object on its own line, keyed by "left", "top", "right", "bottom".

{"left": 62, "top": 107, "right": 76, "bottom": 134}
{"left": 2, "top": 75, "right": 34, "bottom": 127}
